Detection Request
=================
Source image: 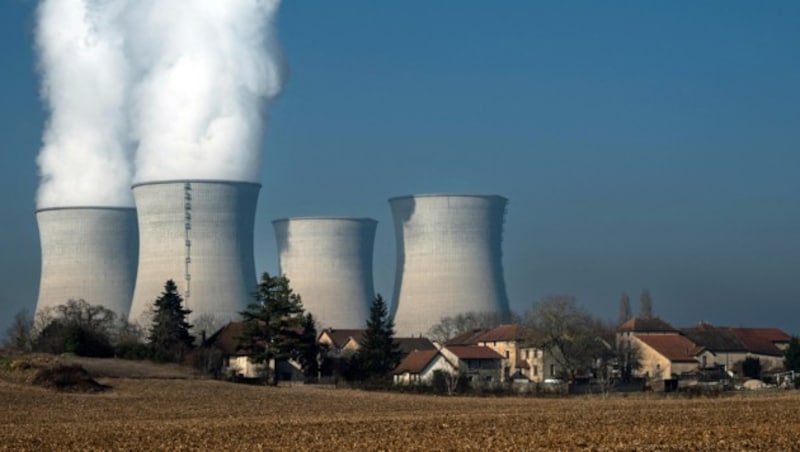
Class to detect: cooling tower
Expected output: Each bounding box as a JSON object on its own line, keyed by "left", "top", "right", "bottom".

{"left": 128, "top": 180, "right": 259, "bottom": 326}
{"left": 35, "top": 207, "right": 138, "bottom": 317}
{"left": 389, "top": 194, "right": 511, "bottom": 336}
{"left": 273, "top": 217, "right": 377, "bottom": 329}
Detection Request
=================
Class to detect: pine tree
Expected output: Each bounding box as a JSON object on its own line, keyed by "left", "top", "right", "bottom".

{"left": 239, "top": 272, "right": 305, "bottom": 384}
{"left": 352, "top": 294, "right": 401, "bottom": 382}
{"left": 148, "top": 280, "right": 194, "bottom": 362}
{"left": 293, "top": 313, "right": 319, "bottom": 382}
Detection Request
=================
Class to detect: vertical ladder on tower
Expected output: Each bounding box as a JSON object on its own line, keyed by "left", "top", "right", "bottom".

{"left": 184, "top": 182, "right": 192, "bottom": 306}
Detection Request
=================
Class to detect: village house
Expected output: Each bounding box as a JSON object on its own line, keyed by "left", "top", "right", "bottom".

{"left": 317, "top": 328, "right": 366, "bottom": 358}
{"left": 393, "top": 345, "right": 503, "bottom": 386}
{"left": 631, "top": 334, "right": 702, "bottom": 379}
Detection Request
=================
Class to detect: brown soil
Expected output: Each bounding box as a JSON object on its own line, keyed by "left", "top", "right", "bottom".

{"left": 0, "top": 375, "right": 798, "bottom": 450}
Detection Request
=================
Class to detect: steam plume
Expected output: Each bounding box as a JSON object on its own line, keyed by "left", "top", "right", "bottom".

{"left": 126, "top": 0, "right": 285, "bottom": 183}
{"left": 35, "top": 0, "right": 285, "bottom": 208}
{"left": 35, "top": 0, "right": 132, "bottom": 208}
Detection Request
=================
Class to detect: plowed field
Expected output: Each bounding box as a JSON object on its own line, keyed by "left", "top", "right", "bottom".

{"left": 1, "top": 378, "right": 799, "bottom": 450}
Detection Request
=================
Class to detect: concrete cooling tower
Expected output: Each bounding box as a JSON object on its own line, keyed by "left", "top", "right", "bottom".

{"left": 389, "top": 194, "right": 511, "bottom": 336}
{"left": 35, "top": 207, "right": 138, "bottom": 317}
{"left": 128, "top": 180, "right": 259, "bottom": 326}
{"left": 273, "top": 217, "right": 377, "bottom": 329}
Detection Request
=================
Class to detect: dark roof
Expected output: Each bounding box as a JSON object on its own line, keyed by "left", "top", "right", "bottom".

{"left": 394, "top": 337, "right": 436, "bottom": 355}
{"left": 729, "top": 328, "right": 791, "bottom": 356}
{"left": 475, "top": 324, "right": 532, "bottom": 343}
{"left": 392, "top": 350, "right": 441, "bottom": 375}
{"left": 445, "top": 345, "right": 503, "bottom": 360}
{"left": 681, "top": 323, "right": 747, "bottom": 353}
{"left": 204, "top": 322, "right": 248, "bottom": 355}
{"left": 445, "top": 329, "right": 489, "bottom": 346}
{"left": 636, "top": 334, "right": 701, "bottom": 363}
{"left": 619, "top": 317, "right": 678, "bottom": 333}
{"left": 319, "top": 329, "right": 366, "bottom": 348}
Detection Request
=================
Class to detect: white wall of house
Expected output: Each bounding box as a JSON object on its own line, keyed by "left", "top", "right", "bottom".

{"left": 394, "top": 354, "right": 458, "bottom": 385}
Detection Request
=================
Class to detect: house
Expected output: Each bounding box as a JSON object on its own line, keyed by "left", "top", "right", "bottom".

{"left": 681, "top": 323, "right": 748, "bottom": 371}
{"left": 631, "top": 334, "right": 702, "bottom": 379}
{"left": 728, "top": 327, "right": 791, "bottom": 371}
{"left": 319, "top": 328, "right": 436, "bottom": 358}
{"left": 681, "top": 323, "right": 791, "bottom": 372}
{"left": 204, "top": 322, "right": 304, "bottom": 381}
{"left": 392, "top": 349, "right": 458, "bottom": 385}
{"left": 204, "top": 322, "right": 266, "bottom": 379}
{"left": 468, "top": 324, "right": 565, "bottom": 383}
{"left": 317, "top": 328, "right": 366, "bottom": 358}
{"left": 393, "top": 345, "right": 503, "bottom": 386}
{"left": 440, "top": 345, "right": 504, "bottom": 384}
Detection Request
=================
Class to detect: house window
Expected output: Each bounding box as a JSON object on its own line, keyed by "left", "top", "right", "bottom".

{"left": 525, "top": 350, "right": 529, "bottom": 359}
{"left": 550, "top": 364, "right": 555, "bottom": 377}
{"left": 533, "top": 365, "right": 538, "bottom": 376}
{"left": 505, "top": 351, "right": 510, "bottom": 359}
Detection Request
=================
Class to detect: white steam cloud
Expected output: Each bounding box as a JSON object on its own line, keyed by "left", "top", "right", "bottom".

{"left": 125, "top": 0, "right": 285, "bottom": 184}
{"left": 35, "top": 0, "right": 132, "bottom": 208}
{"left": 35, "top": 0, "right": 285, "bottom": 208}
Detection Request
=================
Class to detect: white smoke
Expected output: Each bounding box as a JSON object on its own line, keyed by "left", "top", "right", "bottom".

{"left": 125, "top": 0, "right": 285, "bottom": 183}
{"left": 35, "top": 0, "right": 285, "bottom": 207}
{"left": 35, "top": 0, "right": 133, "bottom": 208}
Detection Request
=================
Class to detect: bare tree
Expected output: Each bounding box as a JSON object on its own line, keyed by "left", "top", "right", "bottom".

{"left": 617, "top": 292, "right": 632, "bottom": 326}
{"left": 193, "top": 313, "right": 222, "bottom": 341}
{"left": 524, "top": 296, "right": 609, "bottom": 381}
{"left": 2, "top": 309, "right": 33, "bottom": 351}
{"left": 427, "top": 311, "right": 508, "bottom": 343}
{"left": 639, "top": 289, "right": 653, "bottom": 319}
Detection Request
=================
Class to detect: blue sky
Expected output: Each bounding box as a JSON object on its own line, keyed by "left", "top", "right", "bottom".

{"left": 1, "top": 1, "right": 798, "bottom": 335}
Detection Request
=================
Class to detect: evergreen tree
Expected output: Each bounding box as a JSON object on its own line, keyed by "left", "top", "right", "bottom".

{"left": 293, "top": 313, "right": 320, "bottom": 382}
{"left": 239, "top": 272, "right": 305, "bottom": 384}
{"left": 785, "top": 336, "right": 800, "bottom": 372}
{"left": 148, "top": 280, "right": 194, "bottom": 362}
{"left": 351, "top": 294, "right": 401, "bottom": 382}
{"left": 618, "top": 293, "right": 632, "bottom": 326}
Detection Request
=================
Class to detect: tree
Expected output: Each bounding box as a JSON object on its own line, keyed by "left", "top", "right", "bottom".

{"left": 524, "top": 296, "right": 609, "bottom": 381}
{"left": 617, "top": 293, "right": 632, "bottom": 326}
{"left": 31, "top": 299, "right": 117, "bottom": 357}
{"left": 427, "top": 311, "right": 508, "bottom": 343}
{"left": 639, "top": 289, "right": 653, "bottom": 319}
{"left": 148, "top": 280, "right": 194, "bottom": 362}
{"left": 350, "top": 295, "right": 401, "bottom": 382}
{"left": 293, "top": 313, "right": 320, "bottom": 382}
{"left": 3, "top": 309, "right": 32, "bottom": 351}
{"left": 784, "top": 336, "right": 800, "bottom": 372}
{"left": 238, "top": 273, "right": 305, "bottom": 384}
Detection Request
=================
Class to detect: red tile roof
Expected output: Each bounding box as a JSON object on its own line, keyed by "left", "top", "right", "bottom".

{"left": 445, "top": 329, "right": 489, "bottom": 346}
{"left": 636, "top": 334, "right": 701, "bottom": 363}
{"left": 445, "top": 345, "right": 503, "bottom": 360}
{"left": 476, "top": 324, "right": 532, "bottom": 343}
{"left": 392, "top": 350, "right": 441, "bottom": 375}
{"left": 729, "top": 328, "right": 791, "bottom": 356}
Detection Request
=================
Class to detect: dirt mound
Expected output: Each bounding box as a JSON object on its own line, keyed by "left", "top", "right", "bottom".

{"left": 30, "top": 364, "right": 111, "bottom": 393}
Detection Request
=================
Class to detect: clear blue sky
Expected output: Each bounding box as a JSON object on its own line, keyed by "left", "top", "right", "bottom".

{"left": 1, "top": 1, "right": 798, "bottom": 335}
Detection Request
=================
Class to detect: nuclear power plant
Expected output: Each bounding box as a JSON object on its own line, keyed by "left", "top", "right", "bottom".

{"left": 273, "top": 217, "right": 378, "bottom": 329}
{"left": 127, "top": 180, "right": 260, "bottom": 325}
{"left": 35, "top": 207, "right": 139, "bottom": 317}
{"left": 389, "top": 194, "right": 511, "bottom": 336}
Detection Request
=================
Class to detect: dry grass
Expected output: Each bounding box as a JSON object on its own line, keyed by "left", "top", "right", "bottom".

{"left": 1, "top": 372, "right": 799, "bottom": 451}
